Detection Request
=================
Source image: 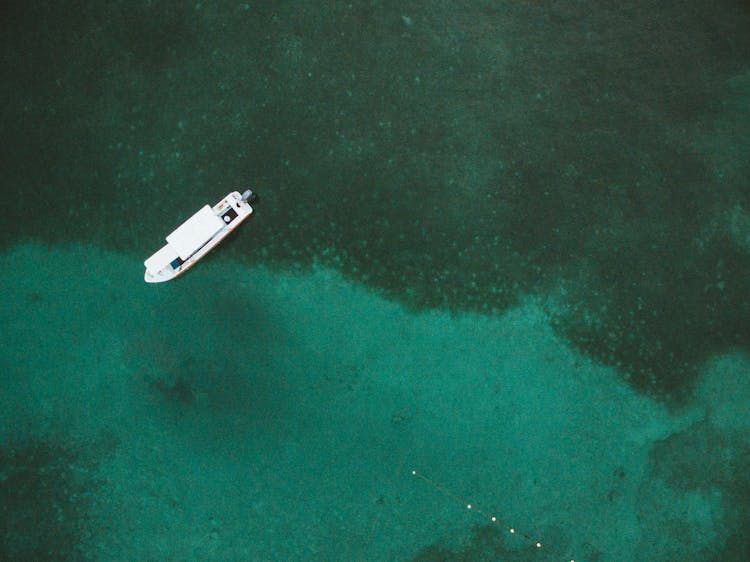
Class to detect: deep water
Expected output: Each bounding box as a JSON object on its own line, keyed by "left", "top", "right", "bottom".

{"left": 1, "top": 2, "right": 749, "bottom": 561}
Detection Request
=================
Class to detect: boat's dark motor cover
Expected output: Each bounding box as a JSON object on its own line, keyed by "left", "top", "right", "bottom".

{"left": 222, "top": 208, "right": 238, "bottom": 223}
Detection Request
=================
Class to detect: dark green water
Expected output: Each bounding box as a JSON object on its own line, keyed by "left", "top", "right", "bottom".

{"left": 1, "top": 2, "right": 749, "bottom": 560}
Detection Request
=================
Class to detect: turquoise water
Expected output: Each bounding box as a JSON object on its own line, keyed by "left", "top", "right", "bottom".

{"left": 2, "top": 2, "right": 750, "bottom": 561}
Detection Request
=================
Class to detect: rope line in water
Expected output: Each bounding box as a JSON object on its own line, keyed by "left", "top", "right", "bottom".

{"left": 411, "top": 469, "right": 579, "bottom": 562}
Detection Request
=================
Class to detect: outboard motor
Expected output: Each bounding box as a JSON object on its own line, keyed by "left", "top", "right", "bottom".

{"left": 241, "top": 189, "right": 257, "bottom": 203}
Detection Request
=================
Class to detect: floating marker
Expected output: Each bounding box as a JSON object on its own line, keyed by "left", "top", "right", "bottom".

{"left": 411, "top": 469, "right": 587, "bottom": 561}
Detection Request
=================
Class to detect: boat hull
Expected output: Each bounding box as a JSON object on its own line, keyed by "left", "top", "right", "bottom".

{"left": 144, "top": 191, "right": 253, "bottom": 283}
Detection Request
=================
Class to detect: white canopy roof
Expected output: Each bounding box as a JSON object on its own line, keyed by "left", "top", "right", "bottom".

{"left": 166, "top": 205, "right": 225, "bottom": 260}
{"left": 144, "top": 244, "right": 179, "bottom": 273}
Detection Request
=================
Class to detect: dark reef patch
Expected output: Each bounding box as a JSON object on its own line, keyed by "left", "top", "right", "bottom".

{"left": 641, "top": 419, "right": 750, "bottom": 561}
{"left": 0, "top": 436, "right": 103, "bottom": 561}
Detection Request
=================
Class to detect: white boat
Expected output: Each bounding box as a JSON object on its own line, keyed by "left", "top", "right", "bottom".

{"left": 144, "top": 190, "right": 256, "bottom": 283}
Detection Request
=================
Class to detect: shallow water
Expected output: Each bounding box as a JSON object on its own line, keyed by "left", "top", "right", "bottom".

{"left": 1, "top": 2, "right": 749, "bottom": 560}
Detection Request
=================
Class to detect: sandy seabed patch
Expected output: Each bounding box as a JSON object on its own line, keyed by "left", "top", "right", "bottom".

{"left": 1, "top": 242, "right": 746, "bottom": 561}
